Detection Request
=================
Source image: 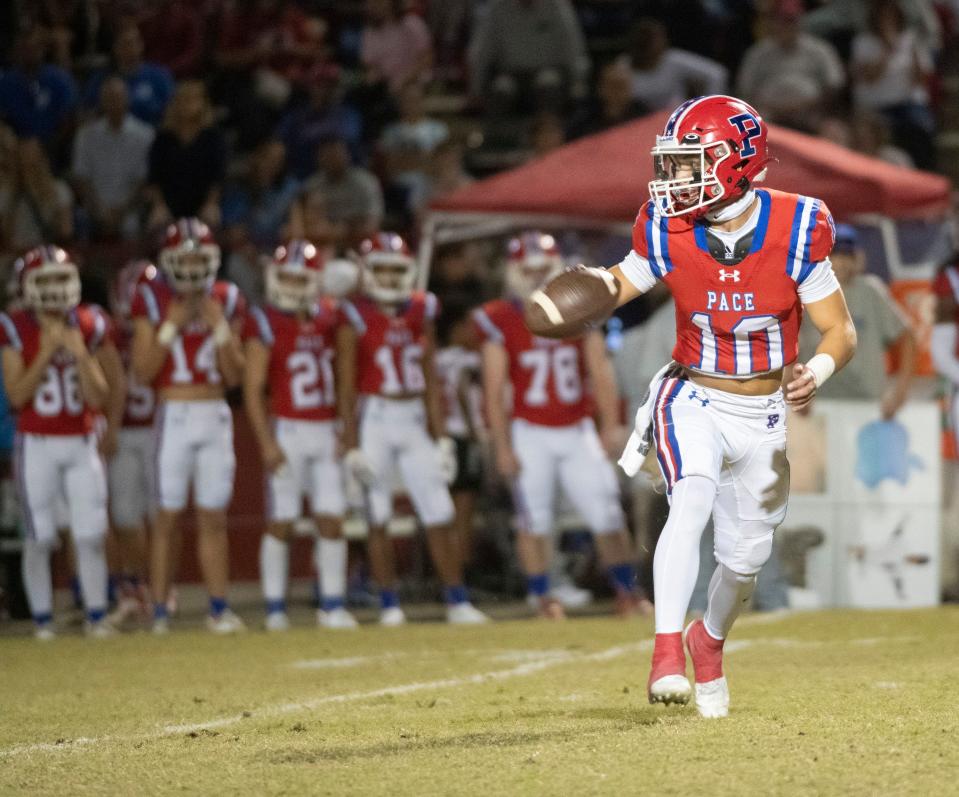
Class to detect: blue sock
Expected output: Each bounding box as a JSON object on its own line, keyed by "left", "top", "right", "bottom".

{"left": 153, "top": 603, "right": 169, "bottom": 621}
{"left": 444, "top": 584, "right": 468, "bottom": 606}
{"left": 526, "top": 573, "right": 549, "bottom": 598}
{"left": 87, "top": 607, "right": 105, "bottom": 624}
{"left": 266, "top": 598, "right": 286, "bottom": 615}
{"left": 107, "top": 575, "right": 118, "bottom": 606}
{"left": 209, "top": 596, "right": 228, "bottom": 617}
{"left": 322, "top": 596, "right": 345, "bottom": 612}
{"left": 607, "top": 562, "right": 637, "bottom": 593}
{"left": 34, "top": 612, "right": 53, "bottom": 626}
{"left": 70, "top": 576, "right": 82, "bottom": 609}
{"left": 380, "top": 589, "right": 400, "bottom": 610}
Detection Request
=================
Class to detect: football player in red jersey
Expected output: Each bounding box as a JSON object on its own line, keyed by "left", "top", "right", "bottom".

{"left": 546, "top": 96, "right": 857, "bottom": 717}
{"left": 243, "top": 240, "right": 358, "bottom": 631}
{"left": 131, "top": 218, "right": 247, "bottom": 634}
{"left": 476, "top": 232, "right": 652, "bottom": 620}
{"left": 337, "top": 233, "right": 488, "bottom": 626}
{"left": 0, "top": 247, "right": 115, "bottom": 638}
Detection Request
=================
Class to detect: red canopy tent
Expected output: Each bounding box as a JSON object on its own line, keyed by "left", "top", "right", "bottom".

{"left": 429, "top": 111, "right": 952, "bottom": 226}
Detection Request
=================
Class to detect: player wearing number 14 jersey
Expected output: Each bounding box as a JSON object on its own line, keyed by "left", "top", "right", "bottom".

{"left": 243, "top": 241, "right": 358, "bottom": 631}
{"left": 131, "top": 218, "right": 247, "bottom": 635}
{"left": 0, "top": 246, "right": 114, "bottom": 638}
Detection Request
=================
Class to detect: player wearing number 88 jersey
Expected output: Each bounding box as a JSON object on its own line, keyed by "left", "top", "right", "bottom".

{"left": 338, "top": 233, "right": 488, "bottom": 626}
{"left": 131, "top": 218, "right": 247, "bottom": 635}
{"left": 0, "top": 246, "right": 113, "bottom": 638}
{"left": 242, "top": 240, "right": 357, "bottom": 631}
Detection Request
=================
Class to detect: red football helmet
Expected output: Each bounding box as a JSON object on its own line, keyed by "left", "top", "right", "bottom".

{"left": 159, "top": 218, "right": 220, "bottom": 294}
{"left": 649, "top": 95, "right": 770, "bottom": 218}
{"left": 505, "top": 231, "right": 564, "bottom": 299}
{"left": 112, "top": 259, "right": 158, "bottom": 318}
{"left": 357, "top": 232, "right": 417, "bottom": 304}
{"left": 17, "top": 245, "right": 81, "bottom": 313}
{"left": 266, "top": 240, "right": 324, "bottom": 312}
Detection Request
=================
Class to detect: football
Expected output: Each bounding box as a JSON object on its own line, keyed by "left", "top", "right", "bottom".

{"left": 523, "top": 266, "right": 621, "bottom": 339}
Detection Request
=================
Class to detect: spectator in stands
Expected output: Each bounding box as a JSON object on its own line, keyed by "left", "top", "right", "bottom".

{"left": 72, "top": 77, "right": 154, "bottom": 241}
{"left": 850, "top": 111, "right": 915, "bottom": 168}
{"left": 799, "top": 224, "right": 916, "bottom": 417}
{"left": 284, "top": 189, "right": 343, "bottom": 257}
{"left": 736, "top": 0, "right": 845, "bottom": 130}
{"left": 803, "top": 0, "right": 942, "bottom": 56}
{"left": 84, "top": 22, "right": 174, "bottom": 128}
{"left": 379, "top": 82, "right": 450, "bottom": 220}
{"left": 146, "top": 81, "right": 226, "bottom": 229}
{"left": 361, "top": 0, "right": 434, "bottom": 96}
{"left": 427, "top": 0, "right": 472, "bottom": 83}
{"left": 421, "top": 138, "right": 473, "bottom": 206}
{"left": 139, "top": 0, "right": 206, "bottom": 78}
{"left": 568, "top": 60, "right": 647, "bottom": 140}
{"left": 468, "top": 0, "right": 590, "bottom": 115}
{"left": 0, "top": 27, "right": 77, "bottom": 147}
{"left": 276, "top": 63, "right": 363, "bottom": 180}
{"left": 849, "top": 0, "right": 936, "bottom": 169}
{"left": 302, "top": 136, "right": 383, "bottom": 245}
{"left": 0, "top": 138, "right": 74, "bottom": 251}
{"left": 621, "top": 18, "right": 728, "bottom": 112}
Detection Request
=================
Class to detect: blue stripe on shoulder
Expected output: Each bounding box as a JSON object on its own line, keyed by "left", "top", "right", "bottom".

{"left": 749, "top": 189, "right": 772, "bottom": 253}
{"left": 658, "top": 214, "right": 673, "bottom": 273}
{"left": 645, "top": 203, "right": 662, "bottom": 279}
{"left": 693, "top": 221, "right": 709, "bottom": 253}
{"left": 786, "top": 196, "right": 807, "bottom": 279}
{"left": 797, "top": 199, "right": 821, "bottom": 284}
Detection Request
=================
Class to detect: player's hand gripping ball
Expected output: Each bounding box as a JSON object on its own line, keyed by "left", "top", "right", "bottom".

{"left": 523, "top": 266, "right": 620, "bottom": 339}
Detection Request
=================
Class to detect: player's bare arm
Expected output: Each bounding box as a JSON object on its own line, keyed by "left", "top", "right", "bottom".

{"left": 882, "top": 321, "right": 917, "bottom": 419}
{"left": 787, "top": 289, "right": 857, "bottom": 410}
{"left": 203, "top": 296, "right": 244, "bottom": 387}
{"left": 96, "top": 340, "right": 126, "bottom": 458}
{"left": 131, "top": 306, "right": 184, "bottom": 385}
{"left": 1, "top": 325, "right": 61, "bottom": 408}
{"left": 335, "top": 323, "right": 359, "bottom": 450}
{"left": 61, "top": 326, "right": 109, "bottom": 410}
{"left": 582, "top": 329, "right": 622, "bottom": 456}
{"left": 242, "top": 336, "right": 285, "bottom": 472}
{"left": 421, "top": 320, "right": 446, "bottom": 440}
{"left": 479, "top": 339, "right": 519, "bottom": 479}
{"left": 608, "top": 263, "right": 648, "bottom": 307}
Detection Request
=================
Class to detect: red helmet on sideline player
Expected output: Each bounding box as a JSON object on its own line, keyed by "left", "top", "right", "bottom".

{"left": 112, "top": 259, "right": 158, "bottom": 318}
{"left": 18, "top": 245, "right": 81, "bottom": 313}
{"left": 357, "top": 232, "right": 417, "bottom": 304}
{"left": 158, "top": 217, "right": 220, "bottom": 294}
{"left": 266, "top": 240, "right": 324, "bottom": 312}
{"left": 504, "top": 231, "right": 564, "bottom": 299}
{"left": 649, "top": 95, "right": 770, "bottom": 218}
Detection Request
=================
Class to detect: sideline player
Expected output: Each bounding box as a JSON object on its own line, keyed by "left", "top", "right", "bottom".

{"left": 535, "top": 96, "right": 856, "bottom": 717}
{"left": 476, "top": 232, "right": 650, "bottom": 619}
{"left": 243, "top": 240, "right": 358, "bottom": 631}
{"left": 931, "top": 255, "right": 959, "bottom": 441}
{"left": 132, "top": 219, "right": 246, "bottom": 634}
{"left": 0, "top": 247, "right": 114, "bottom": 638}
{"left": 337, "top": 233, "right": 488, "bottom": 626}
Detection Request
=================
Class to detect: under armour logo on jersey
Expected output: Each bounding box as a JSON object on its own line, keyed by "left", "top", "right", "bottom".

{"left": 718, "top": 269, "right": 740, "bottom": 282}
{"left": 688, "top": 389, "right": 709, "bottom": 407}
{"left": 767, "top": 413, "right": 780, "bottom": 429}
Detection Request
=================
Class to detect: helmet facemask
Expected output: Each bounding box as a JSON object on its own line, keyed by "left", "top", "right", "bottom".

{"left": 365, "top": 255, "right": 417, "bottom": 304}
{"left": 649, "top": 139, "right": 734, "bottom": 217}
{"left": 160, "top": 246, "right": 219, "bottom": 295}
{"left": 24, "top": 264, "right": 81, "bottom": 313}
{"left": 266, "top": 265, "right": 321, "bottom": 313}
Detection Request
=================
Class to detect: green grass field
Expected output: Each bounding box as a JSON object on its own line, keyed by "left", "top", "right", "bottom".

{"left": 2, "top": 606, "right": 958, "bottom": 796}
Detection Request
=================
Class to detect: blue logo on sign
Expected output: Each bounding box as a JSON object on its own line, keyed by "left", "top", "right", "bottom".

{"left": 855, "top": 420, "right": 923, "bottom": 488}
{"left": 728, "top": 113, "right": 761, "bottom": 158}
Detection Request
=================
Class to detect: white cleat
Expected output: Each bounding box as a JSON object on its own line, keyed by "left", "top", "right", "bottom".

{"left": 265, "top": 611, "right": 290, "bottom": 632}
{"left": 693, "top": 677, "right": 730, "bottom": 719}
{"left": 84, "top": 618, "right": 117, "bottom": 639}
{"left": 317, "top": 607, "right": 359, "bottom": 630}
{"left": 379, "top": 606, "right": 407, "bottom": 627}
{"left": 34, "top": 624, "right": 56, "bottom": 641}
{"left": 647, "top": 674, "right": 692, "bottom": 706}
{"left": 152, "top": 616, "right": 170, "bottom": 635}
{"left": 446, "top": 602, "right": 490, "bottom": 625}
{"left": 207, "top": 609, "right": 246, "bottom": 635}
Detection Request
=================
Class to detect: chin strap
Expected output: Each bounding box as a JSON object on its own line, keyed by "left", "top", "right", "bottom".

{"left": 705, "top": 189, "right": 756, "bottom": 223}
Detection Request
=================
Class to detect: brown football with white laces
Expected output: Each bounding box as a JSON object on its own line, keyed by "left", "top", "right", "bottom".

{"left": 523, "top": 267, "right": 621, "bottom": 339}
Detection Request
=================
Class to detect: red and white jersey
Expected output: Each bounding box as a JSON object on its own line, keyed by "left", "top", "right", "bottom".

{"left": 341, "top": 292, "right": 438, "bottom": 397}
{"left": 130, "top": 277, "right": 245, "bottom": 389}
{"left": 113, "top": 322, "right": 156, "bottom": 427}
{"left": 473, "top": 298, "right": 592, "bottom": 427}
{"left": 435, "top": 345, "right": 484, "bottom": 438}
{"left": 621, "top": 188, "right": 838, "bottom": 378}
{"left": 243, "top": 300, "right": 341, "bottom": 421}
{"left": 0, "top": 305, "right": 111, "bottom": 435}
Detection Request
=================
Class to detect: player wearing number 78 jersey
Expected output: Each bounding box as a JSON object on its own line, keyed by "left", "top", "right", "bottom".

{"left": 131, "top": 218, "right": 247, "bottom": 635}
{"left": 243, "top": 241, "right": 358, "bottom": 631}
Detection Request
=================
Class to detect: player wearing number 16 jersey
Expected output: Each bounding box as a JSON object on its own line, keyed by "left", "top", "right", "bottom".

{"left": 593, "top": 96, "right": 856, "bottom": 717}
{"left": 243, "top": 240, "right": 358, "bottom": 631}
{"left": 131, "top": 218, "right": 247, "bottom": 635}
{"left": 0, "top": 246, "right": 114, "bottom": 638}
{"left": 338, "top": 233, "right": 488, "bottom": 626}
{"left": 476, "top": 232, "right": 651, "bottom": 620}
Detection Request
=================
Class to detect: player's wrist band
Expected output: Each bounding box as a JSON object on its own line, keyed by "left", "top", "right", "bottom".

{"left": 213, "top": 319, "right": 232, "bottom": 347}
{"left": 805, "top": 353, "right": 835, "bottom": 388}
{"left": 157, "top": 321, "right": 177, "bottom": 347}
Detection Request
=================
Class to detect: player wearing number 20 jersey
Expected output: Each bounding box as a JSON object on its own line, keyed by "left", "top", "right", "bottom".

{"left": 0, "top": 246, "right": 113, "bottom": 638}
{"left": 242, "top": 240, "right": 357, "bottom": 631}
